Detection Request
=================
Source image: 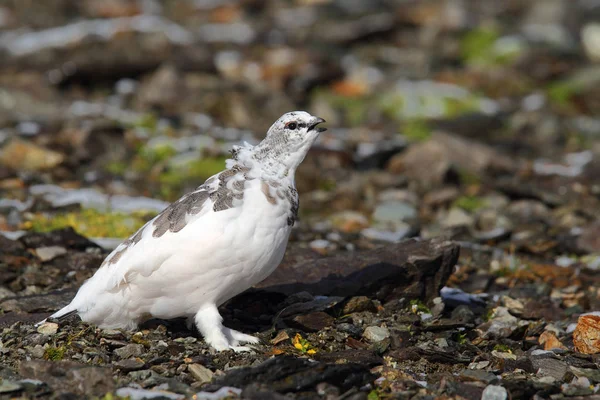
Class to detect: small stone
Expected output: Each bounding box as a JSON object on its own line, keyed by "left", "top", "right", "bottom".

{"left": 342, "top": 296, "right": 376, "bottom": 314}
{"left": 115, "top": 358, "right": 145, "bottom": 372}
{"left": 114, "top": 344, "right": 144, "bottom": 359}
{"left": 441, "top": 208, "right": 474, "bottom": 228}
{"left": 29, "top": 345, "right": 46, "bottom": 359}
{"left": 0, "top": 138, "right": 65, "bottom": 171}
{"left": 362, "top": 326, "right": 390, "bottom": 342}
{"left": 188, "top": 364, "right": 214, "bottom": 385}
{"left": 461, "top": 369, "right": 499, "bottom": 384}
{"left": 336, "top": 323, "right": 363, "bottom": 337}
{"left": 329, "top": 211, "right": 369, "bottom": 233}
{"left": 115, "top": 387, "right": 185, "bottom": 400}
{"left": 34, "top": 246, "right": 67, "bottom": 262}
{"left": 539, "top": 331, "right": 567, "bottom": 351}
{"left": 291, "top": 312, "right": 334, "bottom": 332}
{"left": 36, "top": 322, "right": 59, "bottom": 335}
{"left": 309, "top": 239, "right": 334, "bottom": 256}
{"left": 101, "top": 329, "right": 125, "bottom": 339}
{"left": 481, "top": 385, "right": 507, "bottom": 400}
{"left": 0, "top": 380, "right": 21, "bottom": 394}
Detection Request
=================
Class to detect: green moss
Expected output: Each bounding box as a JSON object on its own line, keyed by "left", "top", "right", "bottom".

{"left": 457, "top": 169, "right": 482, "bottom": 186}
{"left": 409, "top": 299, "right": 431, "bottom": 314}
{"left": 25, "top": 209, "right": 155, "bottom": 239}
{"left": 312, "top": 89, "right": 369, "bottom": 127}
{"left": 317, "top": 178, "right": 337, "bottom": 192}
{"left": 456, "top": 332, "right": 468, "bottom": 345}
{"left": 461, "top": 27, "right": 521, "bottom": 66}
{"left": 130, "top": 113, "right": 158, "bottom": 132}
{"left": 401, "top": 119, "right": 431, "bottom": 141}
{"left": 43, "top": 346, "right": 66, "bottom": 361}
{"left": 452, "top": 195, "right": 487, "bottom": 212}
{"left": 546, "top": 81, "right": 580, "bottom": 109}
{"left": 105, "top": 161, "right": 128, "bottom": 176}
{"left": 493, "top": 343, "right": 512, "bottom": 353}
{"left": 157, "top": 156, "right": 227, "bottom": 200}
{"left": 443, "top": 96, "right": 480, "bottom": 117}
{"left": 368, "top": 390, "right": 381, "bottom": 400}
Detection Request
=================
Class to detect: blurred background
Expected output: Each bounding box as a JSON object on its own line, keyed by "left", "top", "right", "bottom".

{"left": 0, "top": 0, "right": 599, "bottom": 260}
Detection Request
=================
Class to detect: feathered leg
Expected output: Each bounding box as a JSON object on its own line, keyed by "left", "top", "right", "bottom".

{"left": 194, "top": 305, "right": 254, "bottom": 352}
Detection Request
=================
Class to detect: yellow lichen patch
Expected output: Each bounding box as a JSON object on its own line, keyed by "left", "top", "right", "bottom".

{"left": 24, "top": 209, "right": 156, "bottom": 239}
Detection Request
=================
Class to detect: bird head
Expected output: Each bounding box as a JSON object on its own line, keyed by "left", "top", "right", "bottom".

{"left": 253, "top": 111, "right": 326, "bottom": 174}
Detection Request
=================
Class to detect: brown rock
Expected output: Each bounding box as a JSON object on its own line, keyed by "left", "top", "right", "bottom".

{"left": 258, "top": 238, "right": 459, "bottom": 304}
{"left": 0, "top": 138, "right": 64, "bottom": 172}
{"left": 577, "top": 221, "right": 600, "bottom": 254}
{"left": 290, "top": 312, "right": 334, "bottom": 332}
{"left": 574, "top": 315, "right": 600, "bottom": 354}
{"left": 539, "top": 331, "right": 567, "bottom": 351}
{"left": 387, "top": 132, "right": 516, "bottom": 188}
{"left": 342, "top": 296, "right": 376, "bottom": 314}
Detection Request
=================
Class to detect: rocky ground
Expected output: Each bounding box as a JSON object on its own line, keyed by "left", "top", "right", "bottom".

{"left": 1, "top": 0, "right": 600, "bottom": 399}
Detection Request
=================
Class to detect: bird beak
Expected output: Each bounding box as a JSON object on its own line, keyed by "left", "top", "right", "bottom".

{"left": 308, "top": 117, "right": 326, "bottom": 133}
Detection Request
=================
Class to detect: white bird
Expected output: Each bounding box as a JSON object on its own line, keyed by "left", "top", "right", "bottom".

{"left": 41, "top": 111, "right": 326, "bottom": 352}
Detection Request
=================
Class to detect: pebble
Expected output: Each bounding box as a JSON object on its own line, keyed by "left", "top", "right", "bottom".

{"left": 481, "top": 385, "right": 508, "bottom": 400}
{"left": 34, "top": 246, "right": 67, "bottom": 262}
{"left": 329, "top": 211, "right": 370, "bottom": 233}
{"left": 115, "top": 358, "right": 146, "bottom": 372}
{"left": 0, "top": 380, "right": 21, "bottom": 394}
{"left": 372, "top": 200, "right": 417, "bottom": 227}
{"left": 114, "top": 344, "right": 144, "bottom": 359}
{"left": 115, "top": 387, "right": 185, "bottom": 400}
{"left": 362, "top": 326, "right": 390, "bottom": 342}
{"left": 188, "top": 364, "right": 214, "bottom": 385}
{"left": 0, "top": 138, "right": 64, "bottom": 171}
{"left": 36, "top": 322, "right": 58, "bottom": 335}
{"left": 441, "top": 207, "right": 474, "bottom": 228}
{"left": 195, "top": 387, "right": 242, "bottom": 400}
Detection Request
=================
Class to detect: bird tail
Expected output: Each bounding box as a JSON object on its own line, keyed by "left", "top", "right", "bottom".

{"left": 35, "top": 305, "right": 78, "bottom": 326}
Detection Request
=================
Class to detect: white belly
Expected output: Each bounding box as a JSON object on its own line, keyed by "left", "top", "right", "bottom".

{"left": 79, "top": 180, "right": 292, "bottom": 326}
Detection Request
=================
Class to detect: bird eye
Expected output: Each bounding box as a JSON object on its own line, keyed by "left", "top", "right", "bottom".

{"left": 286, "top": 122, "right": 297, "bottom": 130}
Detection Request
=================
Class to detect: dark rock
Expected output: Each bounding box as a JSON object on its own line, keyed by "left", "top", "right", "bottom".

{"left": 289, "top": 312, "right": 334, "bottom": 332}
{"left": 451, "top": 305, "right": 477, "bottom": 323}
{"left": 241, "top": 383, "right": 288, "bottom": 400}
{"left": 530, "top": 354, "right": 568, "bottom": 381}
{"left": 315, "top": 350, "right": 383, "bottom": 367}
{"left": 19, "top": 360, "right": 114, "bottom": 397}
{"left": 577, "top": 220, "right": 600, "bottom": 253}
{"left": 389, "top": 346, "right": 471, "bottom": 364}
{"left": 53, "top": 251, "right": 105, "bottom": 273}
{"left": 336, "top": 323, "right": 363, "bottom": 337}
{"left": 258, "top": 238, "right": 459, "bottom": 304}
{"left": 460, "top": 369, "right": 499, "bottom": 384}
{"left": 206, "top": 356, "right": 375, "bottom": 394}
{"left": 115, "top": 358, "right": 146, "bottom": 372}
{"left": 19, "top": 228, "right": 100, "bottom": 251}
{"left": 0, "top": 235, "right": 25, "bottom": 254}
{"left": 0, "top": 288, "right": 76, "bottom": 314}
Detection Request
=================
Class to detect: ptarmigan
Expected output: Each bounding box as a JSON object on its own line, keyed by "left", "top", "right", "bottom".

{"left": 41, "top": 111, "right": 326, "bottom": 352}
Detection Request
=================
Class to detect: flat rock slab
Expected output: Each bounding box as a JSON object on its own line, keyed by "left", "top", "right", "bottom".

{"left": 258, "top": 238, "right": 459, "bottom": 303}
{"left": 19, "top": 360, "right": 115, "bottom": 397}
{"left": 205, "top": 355, "right": 375, "bottom": 394}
